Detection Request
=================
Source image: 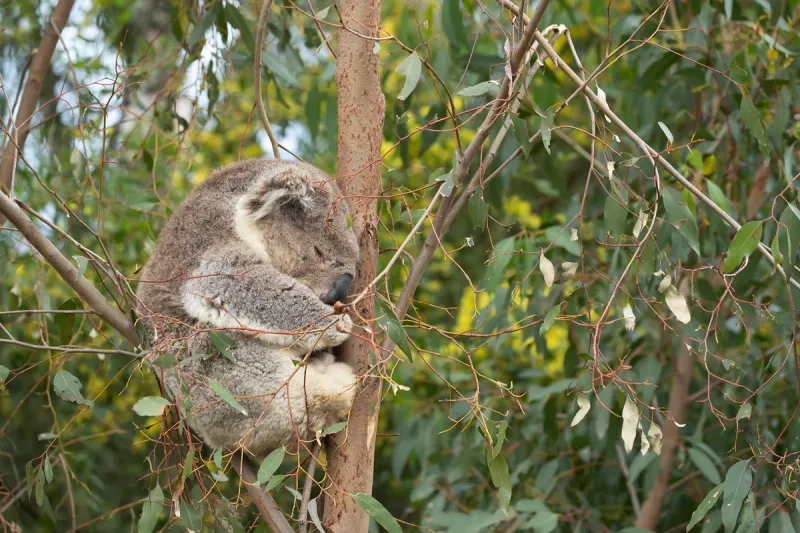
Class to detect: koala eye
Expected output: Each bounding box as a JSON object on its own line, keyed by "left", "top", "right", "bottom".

{"left": 314, "top": 245, "right": 325, "bottom": 259}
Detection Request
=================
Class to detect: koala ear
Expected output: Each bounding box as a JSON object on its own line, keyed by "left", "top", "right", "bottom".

{"left": 242, "top": 172, "right": 315, "bottom": 220}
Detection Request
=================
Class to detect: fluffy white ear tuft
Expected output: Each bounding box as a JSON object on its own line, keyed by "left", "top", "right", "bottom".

{"left": 242, "top": 172, "right": 315, "bottom": 220}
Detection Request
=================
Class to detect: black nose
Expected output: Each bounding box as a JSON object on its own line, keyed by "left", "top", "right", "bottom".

{"left": 321, "top": 274, "right": 353, "bottom": 305}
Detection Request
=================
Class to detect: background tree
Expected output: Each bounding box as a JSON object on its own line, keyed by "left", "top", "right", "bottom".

{"left": 1, "top": 0, "right": 799, "bottom": 532}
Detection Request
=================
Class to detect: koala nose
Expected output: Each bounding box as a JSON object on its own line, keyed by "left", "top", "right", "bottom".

{"left": 321, "top": 274, "right": 353, "bottom": 305}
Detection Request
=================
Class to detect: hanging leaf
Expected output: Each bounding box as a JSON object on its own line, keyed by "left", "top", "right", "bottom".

{"left": 352, "top": 493, "right": 402, "bottom": 533}
{"left": 736, "top": 403, "right": 752, "bottom": 421}
{"left": 261, "top": 50, "right": 301, "bottom": 87}
{"left": 488, "top": 454, "right": 512, "bottom": 512}
{"left": 0, "top": 365, "right": 9, "bottom": 384}
{"left": 468, "top": 192, "right": 489, "bottom": 230}
{"left": 376, "top": 304, "right": 413, "bottom": 360}
{"left": 722, "top": 459, "right": 752, "bottom": 532}
{"left": 740, "top": 94, "right": 769, "bottom": 158}
{"left": 307, "top": 497, "right": 325, "bottom": 533}
{"left": 396, "top": 53, "right": 422, "bottom": 101}
{"left": 441, "top": 0, "right": 468, "bottom": 49}
{"left": 687, "top": 484, "right": 723, "bottom": 532}
{"left": 570, "top": 393, "right": 591, "bottom": 427}
{"left": 138, "top": 483, "right": 165, "bottom": 533}
{"left": 53, "top": 370, "right": 93, "bottom": 407}
{"left": 540, "top": 304, "right": 560, "bottom": 337}
{"left": 722, "top": 221, "right": 762, "bottom": 273}
{"left": 688, "top": 447, "right": 721, "bottom": 484}
{"left": 539, "top": 253, "right": 555, "bottom": 287}
{"left": 208, "top": 380, "right": 248, "bottom": 416}
{"left": 662, "top": 187, "right": 701, "bottom": 255}
{"left": 132, "top": 396, "right": 171, "bottom": 417}
{"left": 512, "top": 116, "right": 532, "bottom": 159}
{"left": 55, "top": 298, "right": 81, "bottom": 345}
{"left": 72, "top": 255, "right": 89, "bottom": 277}
{"left": 180, "top": 499, "right": 203, "bottom": 530}
{"left": 621, "top": 396, "right": 639, "bottom": 453}
{"left": 623, "top": 304, "right": 636, "bottom": 332}
{"left": 665, "top": 285, "right": 691, "bottom": 324}
{"left": 658, "top": 121, "right": 674, "bottom": 143}
{"left": 540, "top": 107, "right": 554, "bottom": 154}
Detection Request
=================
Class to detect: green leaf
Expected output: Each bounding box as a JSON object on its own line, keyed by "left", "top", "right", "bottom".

{"left": 658, "top": 121, "right": 674, "bottom": 143}
{"left": 53, "top": 370, "right": 93, "bottom": 407}
{"left": 352, "top": 493, "right": 402, "bottom": 533}
{"left": 468, "top": 192, "right": 489, "bottom": 230}
{"left": 34, "top": 468, "right": 45, "bottom": 506}
{"left": 182, "top": 449, "right": 195, "bottom": 481}
{"left": 321, "top": 421, "right": 347, "bottom": 436}
{"left": 396, "top": 52, "right": 422, "bottom": 101}
{"left": 490, "top": 420, "right": 508, "bottom": 459}
{"left": 722, "top": 221, "right": 762, "bottom": 272}
{"left": 604, "top": 178, "right": 629, "bottom": 237}
{"left": 722, "top": 459, "right": 752, "bottom": 532}
{"left": 512, "top": 116, "right": 531, "bottom": 159}
{"left": 377, "top": 304, "right": 413, "bottom": 360}
{"left": 540, "top": 107, "right": 554, "bottom": 154}
{"left": 138, "top": 483, "right": 164, "bottom": 533}
{"left": 264, "top": 474, "right": 285, "bottom": 491}
{"left": 687, "top": 483, "right": 723, "bottom": 531}
{"left": 133, "top": 396, "right": 171, "bottom": 417}
{"left": 457, "top": 81, "right": 498, "bottom": 97}
{"left": 540, "top": 304, "right": 560, "bottom": 337}
{"left": 261, "top": 50, "right": 301, "bottom": 87}
{"left": 223, "top": 5, "right": 255, "bottom": 53}
{"left": 706, "top": 180, "right": 733, "bottom": 216}
{"left": 208, "top": 379, "right": 248, "bottom": 416}
{"left": 0, "top": 365, "right": 9, "bottom": 383}
{"left": 213, "top": 448, "right": 223, "bottom": 469}
{"left": 43, "top": 455, "right": 53, "bottom": 484}
{"left": 736, "top": 403, "right": 752, "bottom": 421}
{"left": 256, "top": 447, "right": 285, "bottom": 485}
{"left": 209, "top": 331, "right": 236, "bottom": 362}
{"left": 55, "top": 298, "right": 81, "bottom": 345}
{"left": 441, "top": 0, "right": 468, "bottom": 49}
{"left": 308, "top": 497, "right": 325, "bottom": 533}
{"left": 740, "top": 94, "right": 769, "bottom": 158}
{"left": 180, "top": 499, "right": 203, "bottom": 530}
{"left": 688, "top": 447, "right": 721, "bottom": 484}
{"left": 662, "top": 187, "right": 701, "bottom": 255}
{"left": 188, "top": 4, "right": 218, "bottom": 46}
{"left": 72, "top": 255, "right": 89, "bottom": 277}
{"left": 776, "top": 202, "right": 800, "bottom": 270}
{"left": 488, "top": 454, "right": 512, "bottom": 511}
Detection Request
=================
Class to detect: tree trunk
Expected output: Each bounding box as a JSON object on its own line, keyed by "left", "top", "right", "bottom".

{"left": 323, "top": 0, "right": 385, "bottom": 531}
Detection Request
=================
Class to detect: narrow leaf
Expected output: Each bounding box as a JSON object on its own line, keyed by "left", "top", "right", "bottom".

{"left": 539, "top": 253, "right": 555, "bottom": 287}
{"left": 722, "top": 459, "right": 752, "bottom": 532}
{"left": 352, "top": 493, "right": 402, "bottom": 533}
{"left": 257, "top": 447, "right": 285, "bottom": 485}
{"left": 540, "top": 304, "right": 560, "bottom": 336}
{"left": 570, "top": 393, "right": 591, "bottom": 427}
{"left": 208, "top": 379, "right": 248, "bottom": 416}
{"left": 722, "top": 221, "right": 762, "bottom": 273}
{"left": 621, "top": 396, "right": 639, "bottom": 453}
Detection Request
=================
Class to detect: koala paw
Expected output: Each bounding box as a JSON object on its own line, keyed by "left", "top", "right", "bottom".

{"left": 321, "top": 314, "right": 352, "bottom": 348}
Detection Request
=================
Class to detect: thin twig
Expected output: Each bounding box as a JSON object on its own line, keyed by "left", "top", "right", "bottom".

{"left": 254, "top": 0, "right": 281, "bottom": 159}
{"left": 297, "top": 442, "right": 322, "bottom": 533}
{"left": 0, "top": 337, "right": 140, "bottom": 357}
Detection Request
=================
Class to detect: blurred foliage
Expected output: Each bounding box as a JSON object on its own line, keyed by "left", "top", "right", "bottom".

{"left": 1, "top": 0, "right": 800, "bottom": 531}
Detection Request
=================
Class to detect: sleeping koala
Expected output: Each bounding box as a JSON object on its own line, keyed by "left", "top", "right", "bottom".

{"left": 135, "top": 159, "right": 359, "bottom": 456}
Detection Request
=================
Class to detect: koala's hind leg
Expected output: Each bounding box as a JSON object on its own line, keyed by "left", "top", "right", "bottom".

{"left": 294, "top": 354, "right": 356, "bottom": 433}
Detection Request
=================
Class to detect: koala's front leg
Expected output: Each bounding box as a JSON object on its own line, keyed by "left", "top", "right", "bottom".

{"left": 181, "top": 245, "right": 351, "bottom": 352}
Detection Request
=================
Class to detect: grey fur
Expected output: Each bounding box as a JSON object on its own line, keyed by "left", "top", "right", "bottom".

{"left": 136, "top": 159, "right": 359, "bottom": 456}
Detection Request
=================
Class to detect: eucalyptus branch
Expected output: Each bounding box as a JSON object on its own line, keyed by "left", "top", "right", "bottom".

{"left": 254, "top": 0, "right": 281, "bottom": 159}
{"left": 0, "top": 192, "right": 140, "bottom": 345}
{"left": 297, "top": 442, "right": 322, "bottom": 533}
{"left": 528, "top": 30, "right": 800, "bottom": 291}
{"left": 0, "top": 338, "right": 141, "bottom": 357}
{"left": 380, "top": 0, "right": 553, "bottom": 349}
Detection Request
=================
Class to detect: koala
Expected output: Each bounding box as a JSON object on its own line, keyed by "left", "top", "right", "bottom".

{"left": 135, "top": 159, "right": 360, "bottom": 457}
